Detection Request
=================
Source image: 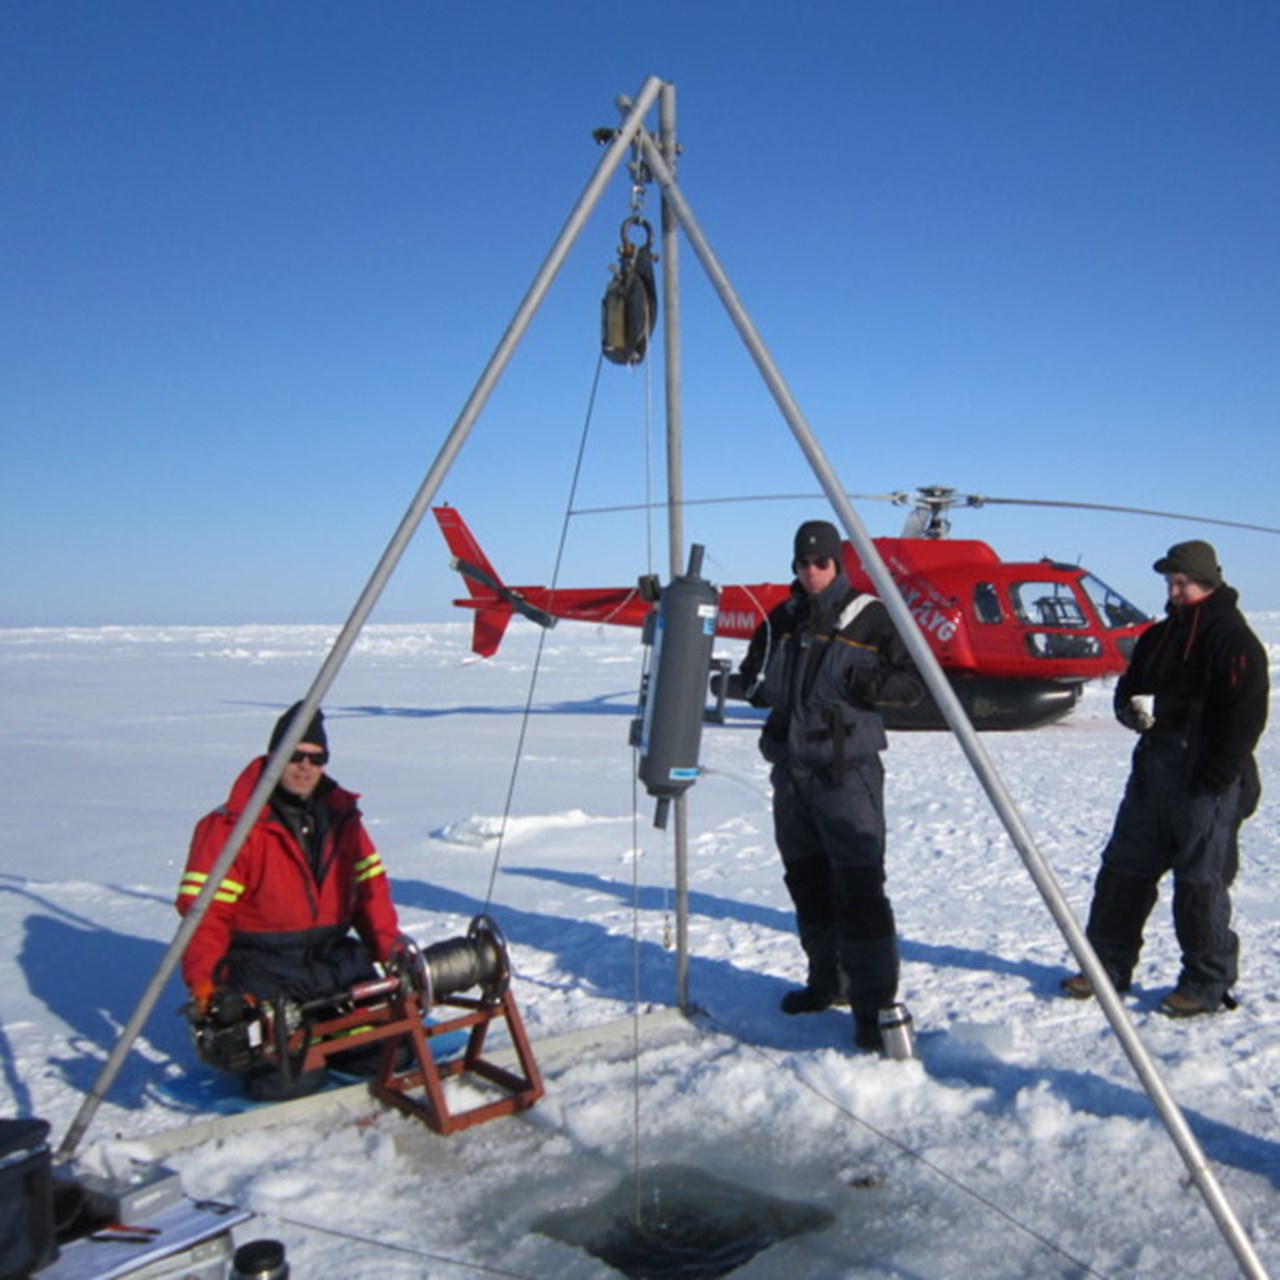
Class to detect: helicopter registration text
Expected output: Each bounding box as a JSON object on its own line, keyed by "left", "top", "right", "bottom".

{"left": 719, "top": 610, "right": 760, "bottom": 634}
{"left": 897, "top": 584, "right": 958, "bottom": 643}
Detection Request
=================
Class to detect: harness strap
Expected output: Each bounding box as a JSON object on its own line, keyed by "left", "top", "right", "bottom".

{"left": 836, "top": 593, "right": 878, "bottom": 630}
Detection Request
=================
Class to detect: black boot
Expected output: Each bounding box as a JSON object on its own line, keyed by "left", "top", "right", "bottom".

{"left": 853, "top": 1011, "right": 884, "bottom": 1053}
{"left": 781, "top": 986, "right": 838, "bottom": 1015}
{"left": 241, "top": 1064, "right": 328, "bottom": 1102}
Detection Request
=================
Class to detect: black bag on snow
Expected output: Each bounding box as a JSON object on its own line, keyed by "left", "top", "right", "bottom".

{"left": 0, "top": 1118, "right": 57, "bottom": 1279}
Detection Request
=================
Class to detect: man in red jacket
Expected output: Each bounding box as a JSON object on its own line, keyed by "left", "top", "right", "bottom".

{"left": 176, "top": 701, "right": 404, "bottom": 1097}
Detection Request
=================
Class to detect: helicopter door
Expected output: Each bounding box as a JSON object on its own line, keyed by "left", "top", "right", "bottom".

{"left": 1009, "top": 580, "right": 1102, "bottom": 659}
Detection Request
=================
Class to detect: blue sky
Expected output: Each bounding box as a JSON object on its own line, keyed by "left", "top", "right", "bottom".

{"left": 3, "top": 1, "right": 1278, "bottom": 625}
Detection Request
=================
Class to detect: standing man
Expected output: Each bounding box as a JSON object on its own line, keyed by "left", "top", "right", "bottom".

{"left": 1062, "top": 541, "right": 1268, "bottom": 1016}
{"left": 177, "top": 701, "right": 406, "bottom": 1097}
{"left": 737, "top": 520, "right": 924, "bottom": 1051}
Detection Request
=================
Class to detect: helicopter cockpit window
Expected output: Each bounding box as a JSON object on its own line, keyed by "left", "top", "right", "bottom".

{"left": 1078, "top": 572, "right": 1151, "bottom": 630}
{"left": 973, "top": 582, "right": 1003, "bottom": 624}
{"left": 1009, "top": 581, "right": 1088, "bottom": 629}
{"left": 1012, "top": 579, "right": 1104, "bottom": 659}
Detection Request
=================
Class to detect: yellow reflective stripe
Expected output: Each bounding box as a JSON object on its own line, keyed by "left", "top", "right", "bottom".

{"left": 178, "top": 871, "right": 245, "bottom": 902}
{"left": 214, "top": 877, "right": 246, "bottom": 904}
{"left": 354, "top": 853, "right": 386, "bottom": 884}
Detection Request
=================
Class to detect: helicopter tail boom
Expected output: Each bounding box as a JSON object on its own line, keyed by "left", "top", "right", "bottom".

{"left": 433, "top": 506, "right": 558, "bottom": 656}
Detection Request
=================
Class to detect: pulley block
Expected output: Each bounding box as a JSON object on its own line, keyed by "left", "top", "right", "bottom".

{"left": 602, "top": 215, "right": 658, "bottom": 366}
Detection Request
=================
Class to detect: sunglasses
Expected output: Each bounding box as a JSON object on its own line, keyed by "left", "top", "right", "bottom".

{"left": 796, "top": 555, "right": 833, "bottom": 571}
{"left": 289, "top": 750, "right": 329, "bottom": 766}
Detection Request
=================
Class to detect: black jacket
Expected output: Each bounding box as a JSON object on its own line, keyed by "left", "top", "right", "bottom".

{"left": 740, "top": 572, "right": 924, "bottom": 775}
{"left": 1115, "top": 584, "right": 1268, "bottom": 793}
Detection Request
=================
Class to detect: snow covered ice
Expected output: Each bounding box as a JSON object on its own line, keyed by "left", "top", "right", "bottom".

{"left": 3, "top": 618, "right": 1280, "bottom": 1278}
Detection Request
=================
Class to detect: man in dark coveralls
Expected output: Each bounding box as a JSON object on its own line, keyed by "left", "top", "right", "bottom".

{"left": 736, "top": 520, "right": 925, "bottom": 1051}
{"left": 1062, "top": 540, "right": 1268, "bottom": 1016}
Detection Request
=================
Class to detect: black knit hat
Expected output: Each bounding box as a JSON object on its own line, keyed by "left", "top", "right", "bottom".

{"left": 1152, "top": 539, "right": 1223, "bottom": 588}
{"left": 793, "top": 520, "right": 842, "bottom": 565}
{"left": 268, "top": 701, "right": 328, "bottom": 753}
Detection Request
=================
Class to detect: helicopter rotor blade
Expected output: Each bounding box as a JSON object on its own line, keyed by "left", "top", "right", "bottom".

{"left": 570, "top": 493, "right": 898, "bottom": 516}
{"left": 568, "top": 490, "right": 1280, "bottom": 536}
{"left": 970, "top": 496, "right": 1280, "bottom": 537}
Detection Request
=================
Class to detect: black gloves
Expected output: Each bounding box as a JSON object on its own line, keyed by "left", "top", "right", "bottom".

{"left": 846, "top": 663, "right": 880, "bottom": 708}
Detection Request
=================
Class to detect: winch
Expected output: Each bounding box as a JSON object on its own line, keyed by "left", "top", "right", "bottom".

{"left": 187, "top": 915, "right": 543, "bottom": 1135}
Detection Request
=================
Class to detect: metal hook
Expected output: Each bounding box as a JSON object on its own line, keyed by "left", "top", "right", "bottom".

{"left": 619, "top": 215, "right": 654, "bottom": 257}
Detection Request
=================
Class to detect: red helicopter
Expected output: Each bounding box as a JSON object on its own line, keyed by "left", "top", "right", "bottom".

{"left": 431, "top": 487, "right": 1172, "bottom": 731}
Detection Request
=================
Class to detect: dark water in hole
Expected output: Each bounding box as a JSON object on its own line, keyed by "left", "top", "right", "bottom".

{"left": 532, "top": 1163, "right": 835, "bottom": 1279}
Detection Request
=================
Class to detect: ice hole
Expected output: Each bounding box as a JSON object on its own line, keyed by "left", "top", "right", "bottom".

{"left": 532, "top": 1162, "right": 835, "bottom": 1279}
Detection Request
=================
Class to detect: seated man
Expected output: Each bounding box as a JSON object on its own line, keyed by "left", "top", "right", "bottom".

{"left": 176, "top": 701, "right": 404, "bottom": 1099}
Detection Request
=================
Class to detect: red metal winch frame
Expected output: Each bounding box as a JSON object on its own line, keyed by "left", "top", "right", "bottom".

{"left": 266, "top": 960, "right": 544, "bottom": 1135}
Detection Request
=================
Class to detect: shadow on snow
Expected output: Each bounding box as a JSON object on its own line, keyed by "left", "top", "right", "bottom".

{"left": 7, "top": 866, "right": 1278, "bottom": 1190}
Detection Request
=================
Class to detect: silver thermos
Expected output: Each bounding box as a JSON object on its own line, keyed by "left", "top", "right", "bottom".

{"left": 878, "top": 1002, "right": 917, "bottom": 1060}
{"left": 231, "top": 1238, "right": 290, "bottom": 1279}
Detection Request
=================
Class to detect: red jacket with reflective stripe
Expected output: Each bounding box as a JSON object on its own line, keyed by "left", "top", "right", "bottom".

{"left": 175, "top": 757, "right": 401, "bottom": 991}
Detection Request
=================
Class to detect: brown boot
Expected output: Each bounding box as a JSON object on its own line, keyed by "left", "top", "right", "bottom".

{"left": 1060, "top": 967, "right": 1131, "bottom": 1000}
{"left": 1158, "top": 988, "right": 1231, "bottom": 1018}
{"left": 1060, "top": 973, "right": 1094, "bottom": 1000}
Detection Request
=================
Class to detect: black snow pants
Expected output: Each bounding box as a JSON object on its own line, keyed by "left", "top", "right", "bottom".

{"left": 771, "top": 757, "right": 898, "bottom": 1021}
{"left": 1087, "top": 732, "right": 1241, "bottom": 1006}
{"left": 218, "top": 925, "right": 378, "bottom": 1002}
{"left": 214, "top": 926, "right": 381, "bottom": 1100}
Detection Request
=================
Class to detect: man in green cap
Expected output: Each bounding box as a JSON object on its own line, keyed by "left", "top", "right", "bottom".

{"left": 1062, "top": 540, "right": 1268, "bottom": 1016}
